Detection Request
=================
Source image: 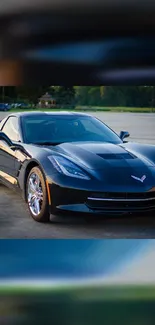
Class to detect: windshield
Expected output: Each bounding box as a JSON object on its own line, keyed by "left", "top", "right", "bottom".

{"left": 21, "top": 114, "right": 122, "bottom": 144}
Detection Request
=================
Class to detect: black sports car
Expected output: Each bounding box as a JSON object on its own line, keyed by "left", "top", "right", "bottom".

{"left": 0, "top": 111, "right": 155, "bottom": 222}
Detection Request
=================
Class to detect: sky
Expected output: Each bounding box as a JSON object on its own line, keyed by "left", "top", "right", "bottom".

{"left": 0, "top": 239, "right": 152, "bottom": 281}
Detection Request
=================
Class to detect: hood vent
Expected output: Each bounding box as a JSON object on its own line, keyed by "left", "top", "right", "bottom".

{"left": 97, "top": 153, "right": 135, "bottom": 160}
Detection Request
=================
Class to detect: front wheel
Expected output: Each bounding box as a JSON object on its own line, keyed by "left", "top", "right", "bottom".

{"left": 26, "top": 166, "right": 51, "bottom": 222}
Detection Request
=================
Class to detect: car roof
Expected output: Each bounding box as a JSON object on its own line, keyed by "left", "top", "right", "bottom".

{"left": 8, "top": 111, "right": 92, "bottom": 118}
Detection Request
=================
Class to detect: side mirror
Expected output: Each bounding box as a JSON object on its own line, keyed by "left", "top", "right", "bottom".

{"left": 10, "top": 143, "right": 31, "bottom": 157}
{"left": 10, "top": 143, "right": 25, "bottom": 151}
{"left": 120, "top": 131, "right": 130, "bottom": 141}
{"left": 0, "top": 131, "right": 13, "bottom": 147}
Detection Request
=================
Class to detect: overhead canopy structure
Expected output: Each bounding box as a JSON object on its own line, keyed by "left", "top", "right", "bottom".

{"left": 1, "top": 0, "right": 155, "bottom": 84}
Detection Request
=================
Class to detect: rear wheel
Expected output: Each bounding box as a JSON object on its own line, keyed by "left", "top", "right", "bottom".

{"left": 26, "top": 166, "right": 50, "bottom": 222}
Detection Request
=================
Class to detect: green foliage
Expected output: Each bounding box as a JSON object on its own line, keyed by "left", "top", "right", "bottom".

{"left": 52, "top": 86, "right": 75, "bottom": 106}
{"left": 0, "top": 86, "right": 155, "bottom": 109}
{"left": 75, "top": 86, "right": 155, "bottom": 108}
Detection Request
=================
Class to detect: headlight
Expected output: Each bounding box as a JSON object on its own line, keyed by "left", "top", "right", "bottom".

{"left": 48, "top": 155, "right": 90, "bottom": 180}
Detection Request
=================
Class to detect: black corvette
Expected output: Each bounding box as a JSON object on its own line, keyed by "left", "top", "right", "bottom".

{"left": 0, "top": 111, "right": 155, "bottom": 222}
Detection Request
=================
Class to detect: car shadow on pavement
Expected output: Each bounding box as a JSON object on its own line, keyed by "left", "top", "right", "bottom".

{"left": 1, "top": 184, "right": 155, "bottom": 238}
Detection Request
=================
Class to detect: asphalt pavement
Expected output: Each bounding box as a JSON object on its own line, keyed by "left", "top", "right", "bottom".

{"left": 0, "top": 111, "right": 155, "bottom": 238}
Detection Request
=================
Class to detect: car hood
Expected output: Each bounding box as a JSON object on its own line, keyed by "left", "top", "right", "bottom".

{"left": 50, "top": 141, "right": 155, "bottom": 188}
{"left": 52, "top": 141, "right": 152, "bottom": 169}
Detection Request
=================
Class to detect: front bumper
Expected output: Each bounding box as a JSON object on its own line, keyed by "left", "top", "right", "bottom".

{"left": 49, "top": 184, "right": 155, "bottom": 215}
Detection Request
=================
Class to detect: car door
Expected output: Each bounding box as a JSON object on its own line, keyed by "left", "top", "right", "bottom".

{"left": 0, "top": 116, "right": 20, "bottom": 185}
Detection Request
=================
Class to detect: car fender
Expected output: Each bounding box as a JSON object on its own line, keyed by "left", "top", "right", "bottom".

{"left": 122, "top": 142, "right": 155, "bottom": 165}
{"left": 18, "top": 152, "right": 56, "bottom": 200}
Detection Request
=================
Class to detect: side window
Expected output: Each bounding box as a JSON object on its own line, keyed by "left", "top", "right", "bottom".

{"left": 2, "top": 117, "right": 20, "bottom": 141}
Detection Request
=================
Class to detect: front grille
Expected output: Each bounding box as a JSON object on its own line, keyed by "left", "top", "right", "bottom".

{"left": 86, "top": 191, "right": 155, "bottom": 212}
{"left": 89, "top": 192, "right": 155, "bottom": 200}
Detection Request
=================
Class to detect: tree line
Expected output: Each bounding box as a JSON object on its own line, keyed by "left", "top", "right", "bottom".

{"left": 1, "top": 86, "right": 155, "bottom": 107}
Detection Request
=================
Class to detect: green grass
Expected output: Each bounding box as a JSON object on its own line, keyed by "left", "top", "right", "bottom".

{"left": 75, "top": 106, "right": 155, "bottom": 113}
{"left": 10, "top": 106, "right": 155, "bottom": 113}
{"left": 10, "top": 108, "right": 72, "bottom": 113}
{"left": 1, "top": 284, "right": 155, "bottom": 300}
{"left": 1, "top": 285, "right": 154, "bottom": 325}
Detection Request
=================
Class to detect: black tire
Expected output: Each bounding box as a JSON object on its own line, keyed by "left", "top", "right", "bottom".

{"left": 26, "top": 166, "right": 50, "bottom": 222}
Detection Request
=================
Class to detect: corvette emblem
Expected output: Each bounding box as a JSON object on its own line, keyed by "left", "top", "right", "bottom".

{"left": 131, "top": 175, "right": 146, "bottom": 183}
